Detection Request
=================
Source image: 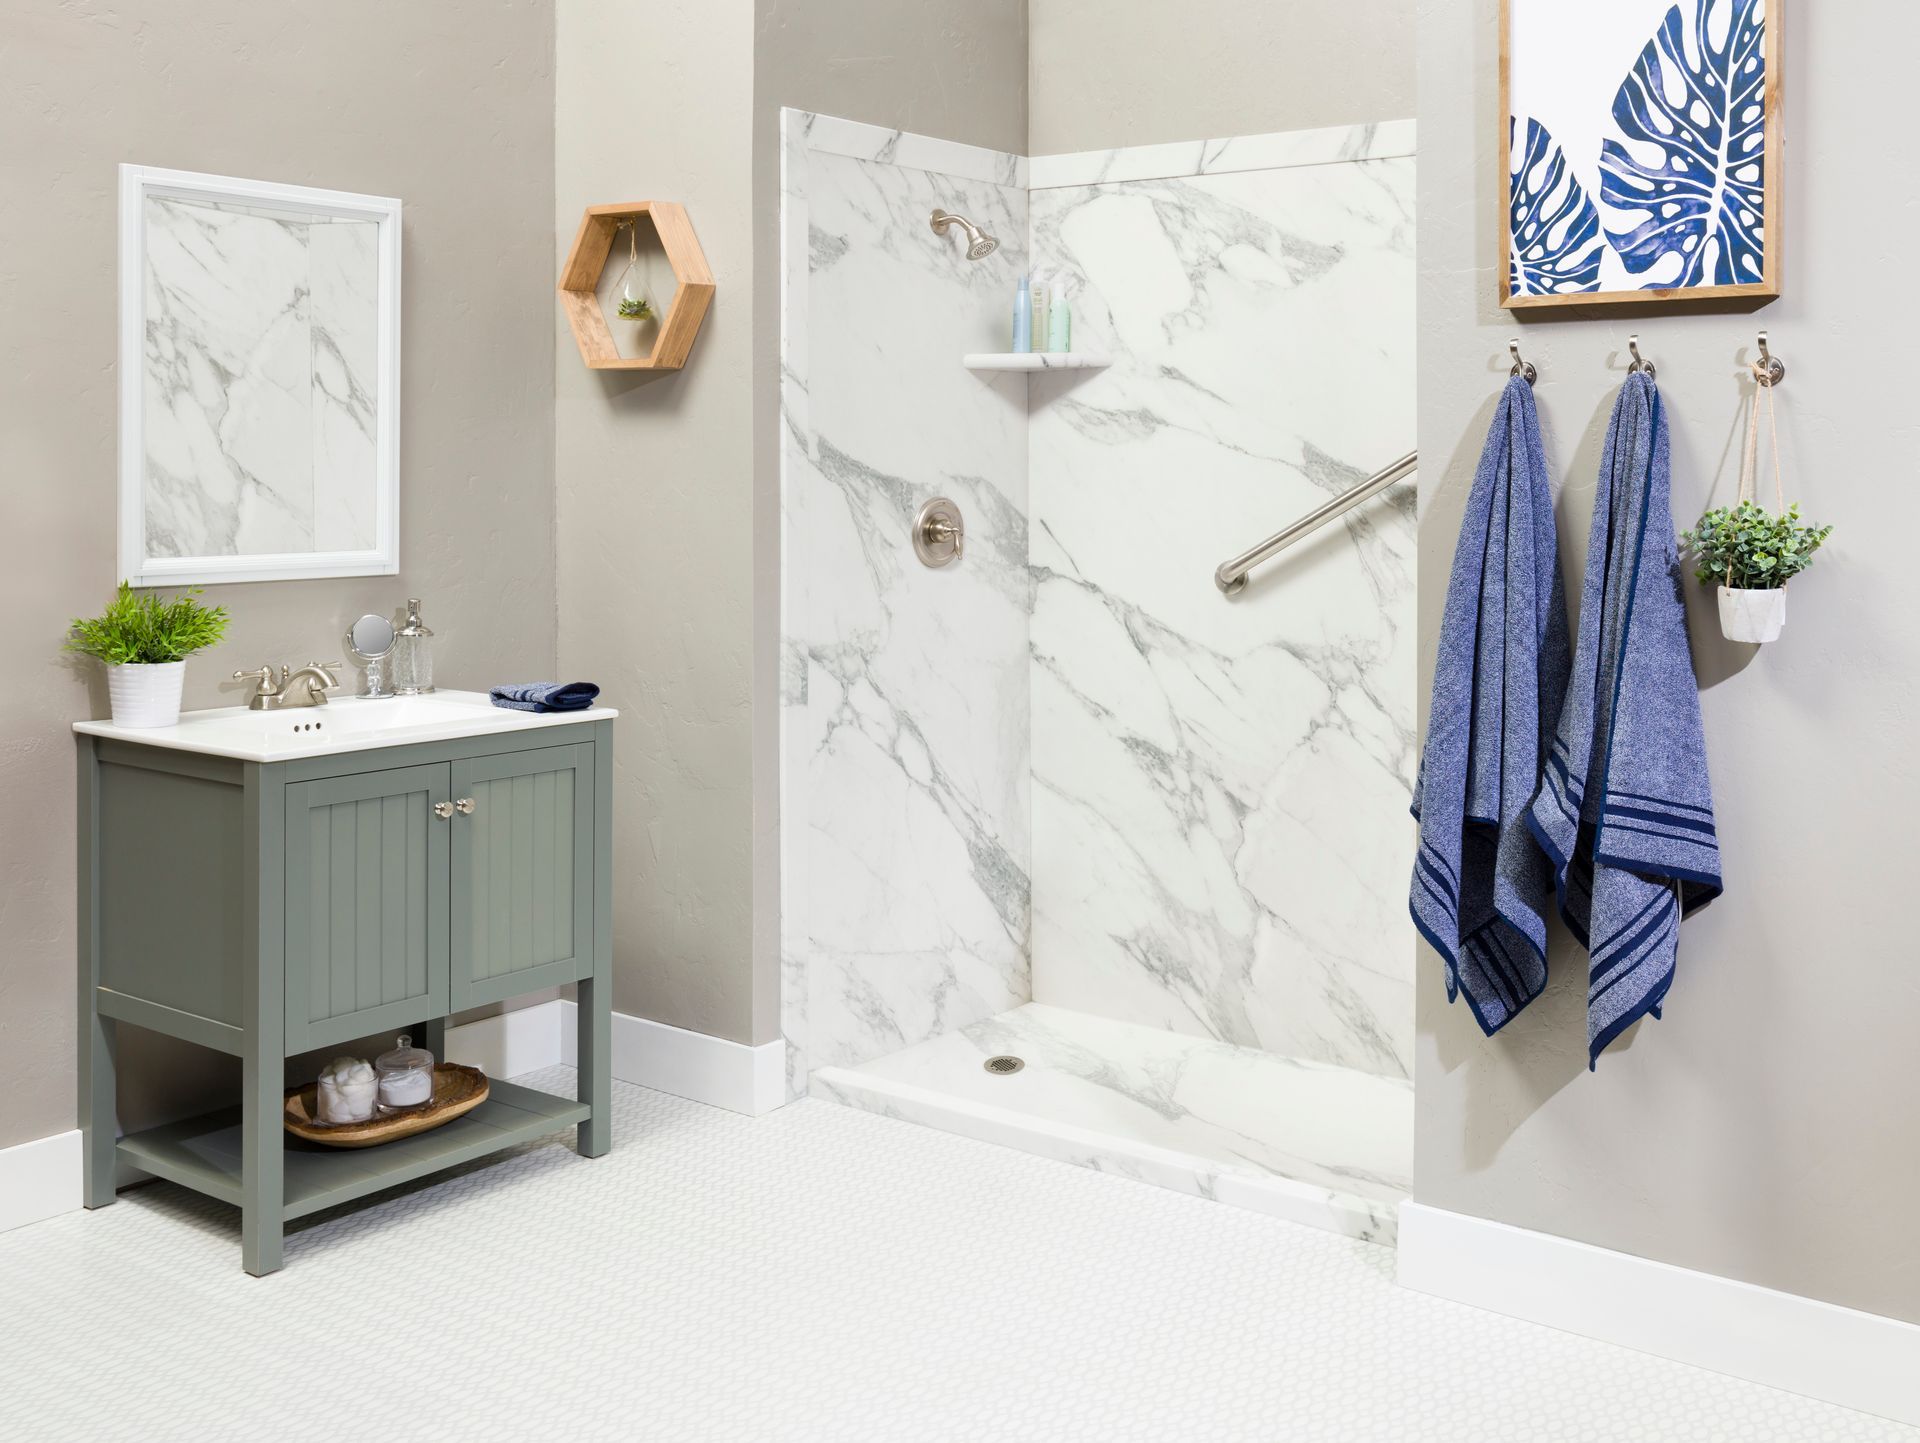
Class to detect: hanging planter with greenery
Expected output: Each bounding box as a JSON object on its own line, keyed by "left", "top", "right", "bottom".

{"left": 1679, "top": 369, "right": 1832, "bottom": 644}
{"left": 613, "top": 218, "right": 656, "bottom": 328}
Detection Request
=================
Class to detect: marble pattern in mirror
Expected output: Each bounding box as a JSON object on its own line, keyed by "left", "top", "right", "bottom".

{"left": 120, "top": 167, "right": 399, "bottom": 585}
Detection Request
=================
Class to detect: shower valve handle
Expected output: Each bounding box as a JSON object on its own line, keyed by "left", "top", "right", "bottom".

{"left": 912, "top": 499, "right": 966, "bottom": 568}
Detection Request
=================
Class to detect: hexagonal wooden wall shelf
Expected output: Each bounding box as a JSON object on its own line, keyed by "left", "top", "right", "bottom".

{"left": 559, "top": 201, "right": 714, "bottom": 371}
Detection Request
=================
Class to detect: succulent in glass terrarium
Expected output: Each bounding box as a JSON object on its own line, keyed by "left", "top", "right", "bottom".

{"left": 613, "top": 219, "right": 655, "bottom": 323}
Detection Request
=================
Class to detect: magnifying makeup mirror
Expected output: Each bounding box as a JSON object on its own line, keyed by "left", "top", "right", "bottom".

{"left": 345, "top": 613, "right": 398, "bottom": 699}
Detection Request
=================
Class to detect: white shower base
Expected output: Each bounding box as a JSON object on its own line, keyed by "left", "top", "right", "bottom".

{"left": 811, "top": 1003, "right": 1411, "bottom": 1244}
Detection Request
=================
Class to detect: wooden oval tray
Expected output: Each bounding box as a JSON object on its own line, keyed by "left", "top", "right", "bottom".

{"left": 284, "top": 1064, "right": 489, "bottom": 1148}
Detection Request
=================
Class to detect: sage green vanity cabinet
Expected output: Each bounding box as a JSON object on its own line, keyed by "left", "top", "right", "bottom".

{"left": 77, "top": 717, "right": 615, "bottom": 1277}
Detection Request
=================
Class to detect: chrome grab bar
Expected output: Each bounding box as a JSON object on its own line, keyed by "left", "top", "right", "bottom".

{"left": 1213, "top": 451, "right": 1417, "bottom": 595}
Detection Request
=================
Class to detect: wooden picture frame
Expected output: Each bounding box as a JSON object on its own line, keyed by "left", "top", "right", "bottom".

{"left": 1500, "top": 0, "right": 1782, "bottom": 310}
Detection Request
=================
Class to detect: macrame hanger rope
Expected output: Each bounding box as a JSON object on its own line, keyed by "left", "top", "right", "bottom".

{"left": 1738, "top": 360, "right": 1785, "bottom": 513}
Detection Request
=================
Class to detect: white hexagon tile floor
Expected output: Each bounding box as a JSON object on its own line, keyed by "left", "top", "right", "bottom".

{"left": 1, "top": 1068, "right": 1909, "bottom": 1443}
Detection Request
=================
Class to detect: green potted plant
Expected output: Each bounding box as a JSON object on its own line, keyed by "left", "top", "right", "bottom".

{"left": 1679, "top": 500, "right": 1832, "bottom": 643}
{"left": 67, "top": 582, "right": 229, "bottom": 728}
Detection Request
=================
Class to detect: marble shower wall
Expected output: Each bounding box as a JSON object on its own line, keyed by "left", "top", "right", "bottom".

{"left": 142, "top": 195, "right": 380, "bottom": 559}
{"left": 1027, "top": 123, "right": 1419, "bottom": 1080}
{"left": 780, "top": 112, "right": 1032, "bottom": 1096}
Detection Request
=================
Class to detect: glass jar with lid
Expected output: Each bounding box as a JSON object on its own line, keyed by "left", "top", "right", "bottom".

{"left": 391, "top": 598, "right": 435, "bottom": 695}
{"left": 374, "top": 1033, "right": 436, "bottom": 1111}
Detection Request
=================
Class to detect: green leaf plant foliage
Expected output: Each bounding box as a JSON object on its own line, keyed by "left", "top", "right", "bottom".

{"left": 1679, "top": 500, "right": 1832, "bottom": 592}
{"left": 67, "top": 581, "right": 230, "bottom": 665}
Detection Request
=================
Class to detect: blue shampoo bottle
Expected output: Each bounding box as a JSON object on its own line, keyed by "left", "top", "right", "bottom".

{"left": 1012, "top": 274, "right": 1033, "bottom": 353}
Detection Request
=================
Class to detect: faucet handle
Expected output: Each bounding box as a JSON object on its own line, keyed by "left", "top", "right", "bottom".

{"left": 232, "top": 666, "right": 277, "bottom": 692}
{"left": 305, "top": 662, "right": 343, "bottom": 688}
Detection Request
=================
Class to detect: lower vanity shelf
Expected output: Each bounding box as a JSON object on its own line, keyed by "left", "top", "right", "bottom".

{"left": 117, "top": 1079, "right": 591, "bottom": 1223}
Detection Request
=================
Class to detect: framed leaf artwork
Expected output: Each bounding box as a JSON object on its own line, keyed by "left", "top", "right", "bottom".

{"left": 1501, "top": 0, "right": 1782, "bottom": 308}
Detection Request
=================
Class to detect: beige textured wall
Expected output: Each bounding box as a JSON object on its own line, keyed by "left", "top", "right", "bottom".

{"left": 0, "top": 0, "right": 557, "bottom": 1151}
{"left": 1415, "top": 3, "right": 1920, "bottom": 1324}
{"left": 555, "top": 0, "right": 758, "bottom": 1041}
{"left": 1028, "top": 0, "right": 1413, "bottom": 153}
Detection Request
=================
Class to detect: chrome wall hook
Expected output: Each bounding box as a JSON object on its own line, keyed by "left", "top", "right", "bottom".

{"left": 1508, "top": 338, "right": 1537, "bottom": 386}
{"left": 1627, "top": 334, "right": 1656, "bottom": 380}
{"left": 1756, "top": 330, "right": 1785, "bottom": 387}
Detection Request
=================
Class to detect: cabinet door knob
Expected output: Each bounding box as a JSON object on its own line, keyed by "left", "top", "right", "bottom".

{"left": 454, "top": 797, "right": 477, "bottom": 815}
{"left": 432, "top": 801, "right": 455, "bottom": 820}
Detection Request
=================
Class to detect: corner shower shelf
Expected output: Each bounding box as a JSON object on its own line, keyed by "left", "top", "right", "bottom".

{"left": 963, "top": 352, "right": 1111, "bottom": 372}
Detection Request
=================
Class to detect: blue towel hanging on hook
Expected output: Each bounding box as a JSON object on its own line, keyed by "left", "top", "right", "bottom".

{"left": 1526, "top": 372, "right": 1722, "bottom": 1068}
{"left": 1410, "top": 377, "right": 1571, "bottom": 1034}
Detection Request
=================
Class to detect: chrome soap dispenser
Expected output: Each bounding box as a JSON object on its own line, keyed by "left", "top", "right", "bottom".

{"left": 391, "top": 598, "right": 436, "bottom": 695}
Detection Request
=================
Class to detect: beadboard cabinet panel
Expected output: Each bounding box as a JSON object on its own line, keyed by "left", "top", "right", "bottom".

{"left": 284, "top": 763, "right": 451, "bottom": 1053}
{"left": 450, "top": 742, "right": 595, "bottom": 1010}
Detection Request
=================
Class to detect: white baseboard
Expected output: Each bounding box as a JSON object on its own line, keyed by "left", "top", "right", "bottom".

{"left": 1398, "top": 1202, "right": 1920, "bottom": 1427}
{"left": 0, "top": 1129, "right": 81, "bottom": 1235}
{"left": 444, "top": 999, "right": 568, "bottom": 1077}
{"left": 559, "top": 1001, "right": 787, "bottom": 1116}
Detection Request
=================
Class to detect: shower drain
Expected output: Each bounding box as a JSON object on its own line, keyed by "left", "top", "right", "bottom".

{"left": 982, "top": 1055, "right": 1025, "bottom": 1075}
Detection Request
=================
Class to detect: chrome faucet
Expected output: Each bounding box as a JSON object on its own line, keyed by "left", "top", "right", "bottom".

{"left": 232, "top": 662, "right": 343, "bottom": 711}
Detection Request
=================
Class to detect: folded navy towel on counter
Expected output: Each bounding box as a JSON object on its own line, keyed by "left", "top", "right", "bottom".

{"left": 489, "top": 682, "right": 602, "bottom": 714}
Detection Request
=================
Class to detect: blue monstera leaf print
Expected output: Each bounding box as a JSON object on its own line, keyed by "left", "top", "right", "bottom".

{"left": 1509, "top": 116, "right": 1603, "bottom": 295}
{"left": 1600, "top": 0, "right": 1768, "bottom": 288}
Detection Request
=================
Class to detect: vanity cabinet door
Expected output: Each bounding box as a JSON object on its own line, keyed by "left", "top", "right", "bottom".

{"left": 284, "top": 763, "right": 451, "bottom": 1053}
{"left": 448, "top": 743, "right": 595, "bottom": 1010}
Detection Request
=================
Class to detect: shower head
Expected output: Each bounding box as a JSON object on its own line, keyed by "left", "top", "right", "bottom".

{"left": 929, "top": 208, "right": 998, "bottom": 260}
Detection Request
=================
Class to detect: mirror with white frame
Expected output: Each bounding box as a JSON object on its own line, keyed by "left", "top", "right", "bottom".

{"left": 118, "top": 165, "right": 401, "bottom": 586}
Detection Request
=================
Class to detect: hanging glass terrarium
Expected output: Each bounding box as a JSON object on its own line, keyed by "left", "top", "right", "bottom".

{"left": 612, "top": 219, "right": 657, "bottom": 355}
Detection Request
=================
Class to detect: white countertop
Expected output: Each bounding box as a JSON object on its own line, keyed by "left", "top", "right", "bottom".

{"left": 73, "top": 689, "right": 618, "bottom": 763}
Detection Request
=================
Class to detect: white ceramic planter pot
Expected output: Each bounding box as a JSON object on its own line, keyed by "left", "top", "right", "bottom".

{"left": 1717, "top": 586, "right": 1787, "bottom": 644}
{"left": 107, "top": 660, "right": 187, "bottom": 728}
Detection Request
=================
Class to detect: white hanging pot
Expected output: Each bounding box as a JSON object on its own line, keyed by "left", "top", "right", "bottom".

{"left": 107, "top": 660, "right": 187, "bottom": 728}
{"left": 1717, "top": 585, "right": 1786, "bottom": 644}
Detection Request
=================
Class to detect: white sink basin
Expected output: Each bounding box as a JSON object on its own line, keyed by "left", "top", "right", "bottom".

{"left": 74, "top": 689, "right": 617, "bottom": 762}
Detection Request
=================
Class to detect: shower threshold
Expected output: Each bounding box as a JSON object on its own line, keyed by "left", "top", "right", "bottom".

{"left": 810, "top": 1003, "right": 1410, "bottom": 1244}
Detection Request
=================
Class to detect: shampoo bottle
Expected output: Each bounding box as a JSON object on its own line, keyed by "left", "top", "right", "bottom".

{"left": 1030, "top": 273, "right": 1051, "bottom": 350}
{"left": 1046, "top": 281, "right": 1072, "bottom": 353}
{"left": 1012, "top": 274, "right": 1033, "bottom": 353}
